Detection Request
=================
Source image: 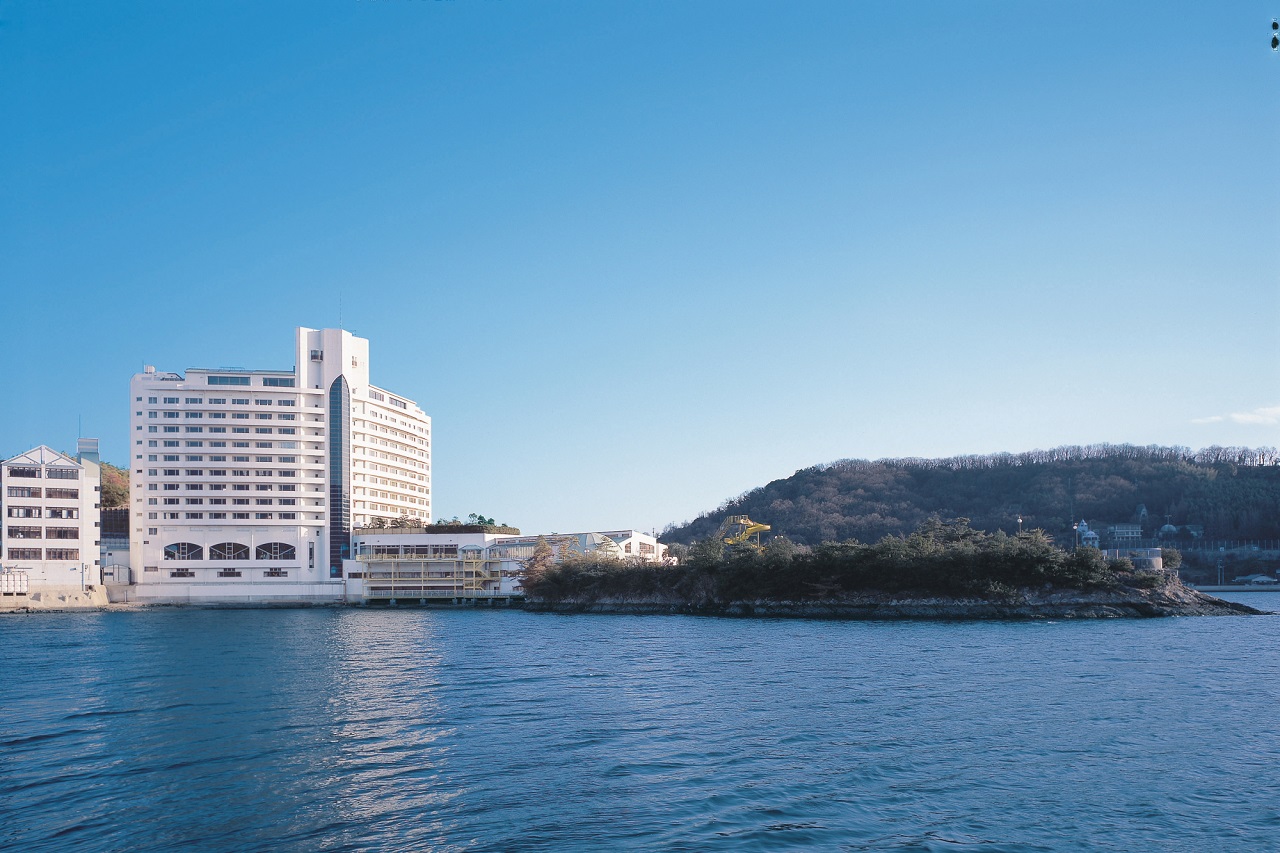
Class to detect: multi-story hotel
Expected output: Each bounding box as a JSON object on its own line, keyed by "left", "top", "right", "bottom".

{"left": 2, "top": 440, "right": 102, "bottom": 589}
{"left": 127, "top": 327, "right": 431, "bottom": 602}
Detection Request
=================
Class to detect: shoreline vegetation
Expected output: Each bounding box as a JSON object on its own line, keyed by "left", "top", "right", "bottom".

{"left": 523, "top": 519, "right": 1264, "bottom": 619}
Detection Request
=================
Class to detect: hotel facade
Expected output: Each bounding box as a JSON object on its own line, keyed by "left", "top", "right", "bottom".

{"left": 127, "top": 327, "right": 431, "bottom": 603}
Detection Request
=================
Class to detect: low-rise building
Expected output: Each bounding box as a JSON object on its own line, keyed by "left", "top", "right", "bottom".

{"left": 2, "top": 440, "right": 102, "bottom": 590}
{"left": 346, "top": 527, "right": 667, "bottom": 603}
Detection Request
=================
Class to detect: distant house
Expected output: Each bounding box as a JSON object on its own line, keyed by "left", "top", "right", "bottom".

{"left": 1230, "top": 573, "right": 1278, "bottom": 585}
{"left": 1075, "top": 521, "right": 1100, "bottom": 549}
{"left": 1105, "top": 524, "right": 1143, "bottom": 545}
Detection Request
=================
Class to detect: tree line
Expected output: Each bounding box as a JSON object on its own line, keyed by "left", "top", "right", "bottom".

{"left": 524, "top": 518, "right": 1180, "bottom": 604}
{"left": 662, "top": 444, "right": 1280, "bottom": 546}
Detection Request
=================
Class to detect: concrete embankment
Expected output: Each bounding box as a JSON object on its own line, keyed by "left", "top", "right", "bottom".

{"left": 525, "top": 582, "right": 1266, "bottom": 620}
{"left": 0, "top": 585, "right": 110, "bottom": 613}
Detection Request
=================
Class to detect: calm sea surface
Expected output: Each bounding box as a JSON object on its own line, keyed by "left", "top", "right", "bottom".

{"left": 3, "top": 597, "right": 1279, "bottom": 852}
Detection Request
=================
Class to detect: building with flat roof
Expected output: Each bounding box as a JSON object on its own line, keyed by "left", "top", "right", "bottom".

{"left": 126, "top": 327, "right": 431, "bottom": 603}
{"left": 2, "top": 440, "right": 102, "bottom": 589}
{"left": 346, "top": 527, "right": 666, "bottom": 603}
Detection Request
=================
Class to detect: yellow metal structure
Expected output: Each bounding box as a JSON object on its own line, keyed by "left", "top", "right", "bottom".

{"left": 717, "top": 515, "right": 771, "bottom": 546}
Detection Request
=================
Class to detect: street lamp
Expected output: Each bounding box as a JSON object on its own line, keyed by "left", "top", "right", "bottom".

{"left": 1073, "top": 522, "right": 1080, "bottom": 552}
{"left": 1017, "top": 515, "right": 1023, "bottom": 536}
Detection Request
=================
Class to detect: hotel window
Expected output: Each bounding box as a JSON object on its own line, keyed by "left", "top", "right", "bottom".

{"left": 48, "top": 469, "right": 81, "bottom": 480}
{"left": 186, "top": 441, "right": 204, "bottom": 447}
{"left": 7, "top": 527, "right": 42, "bottom": 539}
{"left": 164, "top": 412, "right": 179, "bottom": 419}
{"left": 232, "top": 413, "right": 249, "bottom": 419}
{"left": 46, "top": 528, "right": 79, "bottom": 540}
{"left": 209, "top": 512, "right": 227, "bottom": 519}
{"left": 256, "top": 542, "right": 294, "bottom": 559}
{"left": 185, "top": 412, "right": 203, "bottom": 419}
{"left": 163, "top": 427, "right": 179, "bottom": 433}
{"left": 163, "top": 441, "right": 179, "bottom": 448}
{"left": 278, "top": 428, "right": 295, "bottom": 435}
{"left": 255, "top": 413, "right": 272, "bottom": 420}
{"left": 256, "top": 499, "right": 273, "bottom": 506}
{"left": 209, "top": 497, "right": 226, "bottom": 504}
{"left": 232, "top": 398, "right": 249, "bottom": 405}
{"left": 208, "top": 376, "right": 249, "bottom": 386}
{"left": 278, "top": 400, "right": 295, "bottom": 407}
{"left": 278, "top": 456, "right": 296, "bottom": 463}
{"left": 255, "top": 428, "right": 272, "bottom": 434}
{"left": 256, "top": 399, "right": 273, "bottom": 406}
{"left": 233, "top": 498, "right": 249, "bottom": 505}
{"left": 277, "top": 413, "right": 295, "bottom": 421}
{"left": 210, "top": 542, "right": 249, "bottom": 560}
{"left": 185, "top": 398, "right": 203, "bottom": 404}
{"left": 185, "top": 469, "right": 204, "bottom": 476}
{"left": 164, "top": 469, "right": 179, "bottom": 475}
{"left": 148, "top": 397, "right": 158, "bottom": 404}
{"left": 163, "top": 498, "right": 179, "bottom": 505}
{"left": 232, "top": 442, "right": 249, "bottom": 448}
{"left": 255, "top": 513, "right": 273, "bottom": 520}
{"left": 210, "top": 412, "right": 226, "bottom": 419}
{"left": 45, "top": 508, "right": 78, "bottom": 519}
{"left": 256, "top": 442, "right": 273, "bottom": 449}
{"left": 6, "top": 487, "right": 40, "bottom": 498}
{"left": 186, "top": 484, "right": 204, "bottom": 491}
{"left": 232, "top": 428, "right": 249, "bottom": 434}
{"left": 6, "top": 507, "right": 41, "bottom": 518}
{"left": 163, "top": 397, "right": 179, "bottom": 404}
{"left": 263, "top": 377, "right": 294, "bottom": 387}
{"left": 186, "top": 456, "right": 204, "bottom": 462}
{"left": 7, "top": 548, "right": 41, "bottom": 559}
{"left": 209, "top": 398, "right": 226, "bottom": 405}
{"left": 255, "top": 484, "right": 273, "bottom": 491}
{"left": 209, "top": 427, "right": 226, "bottom": 433}
{"left": 185, "top": 513, "right": 204, "bottom": 519}
{"left": 46, "top": 549, "right": 79, "bottom": 560}
{"left": 185, "top": 427, "right": 203, "bottom": 433}
{"left": 278, "top": 484, "right": 296, "bottom": 492}
{"left": 232, "top": 513, "right": 249, "bottom": 519}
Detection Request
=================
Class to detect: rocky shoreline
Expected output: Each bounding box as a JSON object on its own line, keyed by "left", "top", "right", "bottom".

{"left": 524, "top": 579, "right": 1266, "bottom": 620}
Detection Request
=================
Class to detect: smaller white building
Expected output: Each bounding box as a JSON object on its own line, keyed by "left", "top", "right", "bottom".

{"left": 346, "top": 527, "right": 667, "bottom": 603}
{"left": 2, "top": 441, "right": 102, "bottom": 589}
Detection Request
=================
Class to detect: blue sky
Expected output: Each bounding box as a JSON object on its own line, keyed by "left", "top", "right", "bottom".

{"left": 2, "top": 1, "right": 1277, "bottom": 534}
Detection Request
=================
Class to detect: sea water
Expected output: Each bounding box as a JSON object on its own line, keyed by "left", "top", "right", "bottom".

{"left": 2, "top": 598, "right": 1278, "bottom": 852}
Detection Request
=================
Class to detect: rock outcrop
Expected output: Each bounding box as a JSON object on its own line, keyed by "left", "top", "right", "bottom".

{"left": 524, "top": 576, "right": 1264, "bottom": 619}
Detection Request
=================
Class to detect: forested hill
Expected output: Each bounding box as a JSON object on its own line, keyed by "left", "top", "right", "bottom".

{"left": 661, "top": 445, "right": 1280, "bottom": 546}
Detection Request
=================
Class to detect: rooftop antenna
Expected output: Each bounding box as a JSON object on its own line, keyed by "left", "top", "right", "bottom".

{"left": 77, "top": 414, "right": 82, "bottom": 439}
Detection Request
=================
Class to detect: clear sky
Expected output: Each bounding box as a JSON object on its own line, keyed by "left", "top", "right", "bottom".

{"left": 2, "top": 1, "right": 1278, "bottom": 535}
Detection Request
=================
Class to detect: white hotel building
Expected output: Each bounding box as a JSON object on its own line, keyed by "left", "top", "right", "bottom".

{"left": 127, "top": 327, "right": 431, "bottom": 603}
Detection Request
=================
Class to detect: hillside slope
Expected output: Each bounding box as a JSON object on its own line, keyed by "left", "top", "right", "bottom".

{"left": 661, "top": 445, "right": 1280, "bottom": 546}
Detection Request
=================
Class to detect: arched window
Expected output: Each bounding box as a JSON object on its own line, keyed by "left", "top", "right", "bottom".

{"left": 163, "top": 542, "right": 203, "bottom": 560}
{"left": 210, "top": 542, "right": 249, "bottom": 560}
{"left": 256, "top": 542, "right": 296, "bottom": 560}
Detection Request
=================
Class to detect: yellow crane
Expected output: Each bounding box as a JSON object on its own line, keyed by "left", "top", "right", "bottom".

{"left": 716, "top": 515, "right": 771, "bottom": 546}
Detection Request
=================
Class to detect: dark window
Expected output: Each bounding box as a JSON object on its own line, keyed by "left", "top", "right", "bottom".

{"left": 328, "top": 375, "right": 351, "bottom": 578}
{"left": 210, "top": 542, "right": 249, "bottom": 560}
{"left": 208, "top": 376, "right": 250, "bottom": 386}
{"left": 163, "top": 542, "right": 204, "bottom": 560}
{"left": 256, "top": 542, "right": 296, "bottom": 560}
